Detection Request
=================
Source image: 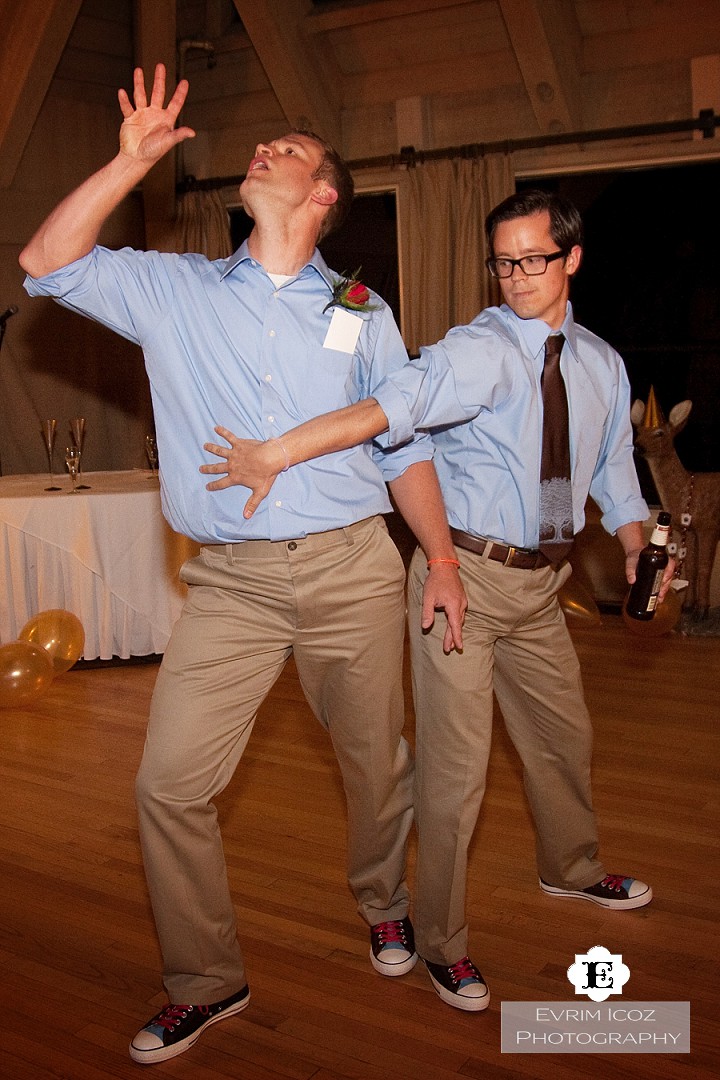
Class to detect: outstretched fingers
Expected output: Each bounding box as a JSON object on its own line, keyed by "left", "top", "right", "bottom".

{"left": 118, "top": 64, "right": 189, "bottom": 123}
{"left": 117, "top": 87, "right": 134, "bottom": 119}
{"left": 149, "top": 63, "right": 167, "bottom": 108}
{"left": 133, "top": 65, "right": 149, "bottom": 109}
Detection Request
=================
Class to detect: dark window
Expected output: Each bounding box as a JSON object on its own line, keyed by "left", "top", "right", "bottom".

{"left": 519, "top": 163, "right": 720, "bottom": 479}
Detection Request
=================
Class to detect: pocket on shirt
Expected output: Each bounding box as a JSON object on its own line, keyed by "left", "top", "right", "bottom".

{"left": 298, "top": 344, "right": 357, "bottom": 414}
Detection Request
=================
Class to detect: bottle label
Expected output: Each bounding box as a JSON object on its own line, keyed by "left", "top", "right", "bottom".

{"left": 644, "top": 570, "right": 664, "bottom": 611}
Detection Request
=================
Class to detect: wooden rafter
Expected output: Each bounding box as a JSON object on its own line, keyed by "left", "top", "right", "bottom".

{"left": 232, "top": 0, "right": 341, "bottom": 147}
{"left": 498, "top": 0, "right": 581, "bottom": 134}
{"left": 0, "top": 0, "right": 83, "bottom": 189}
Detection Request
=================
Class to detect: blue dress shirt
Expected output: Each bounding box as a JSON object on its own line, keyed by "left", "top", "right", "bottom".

{"left": 374, "top": 303, "right": 648, "bottom": 547}
{"left": 25, "top": 243, "right": 430, "bottom": 543}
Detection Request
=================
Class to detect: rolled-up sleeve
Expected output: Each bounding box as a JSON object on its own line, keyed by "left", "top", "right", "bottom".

{"left": 374, "top": 336, "right": 486, "bottom": 447}
{"left": 24, "top": 246, "right": 178, "bottom": 345}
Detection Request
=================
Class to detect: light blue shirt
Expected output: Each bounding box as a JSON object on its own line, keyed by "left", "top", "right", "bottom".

{"left": 374, "top": 303, "right": 648, "bottom": 547}
{"left": 25, "top": 243, "right": 430, "bottom": 543}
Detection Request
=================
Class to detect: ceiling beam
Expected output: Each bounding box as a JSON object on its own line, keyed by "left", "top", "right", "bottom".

{"left": 0, "top": 0, "right": 83, "bottom": 188}
{"left": 498, "top": 0, "right": 582, "bottom": 134}
{"left": 232, "top": 0, "right": 341, "bottom": 147}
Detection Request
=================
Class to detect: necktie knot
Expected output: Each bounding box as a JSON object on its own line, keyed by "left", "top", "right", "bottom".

{"left": 544, "top": 332, "right": 565, "bottom": 360}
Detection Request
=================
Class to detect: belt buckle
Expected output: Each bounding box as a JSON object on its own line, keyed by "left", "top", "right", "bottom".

{"left": 503, "top": 545, "right": 517, "bottom": 567}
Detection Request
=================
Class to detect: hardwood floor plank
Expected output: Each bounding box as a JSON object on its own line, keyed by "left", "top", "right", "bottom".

{"left": 0, "top": 615, "right": 717, "bottom": 1077}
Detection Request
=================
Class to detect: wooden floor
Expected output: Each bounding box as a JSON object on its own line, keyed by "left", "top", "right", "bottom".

{"left": 0, "top": 614, "right": 718, "bottom": 1079}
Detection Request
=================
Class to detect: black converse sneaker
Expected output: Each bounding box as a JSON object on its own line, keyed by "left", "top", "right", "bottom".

{"left": 540, "top": 874, "right": 652, "bottom": 910}
{"left": 424, "top": 956, "right": 490, "bottom": 1012}
{"left": 129, "top": 985, "right": 250, "bottom": 1064}
{"left": 370, "top": 916, "right": 418, "bottom": 976}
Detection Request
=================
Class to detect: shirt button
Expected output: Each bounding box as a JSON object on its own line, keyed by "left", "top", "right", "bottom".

{"left": 265, "top": 374, "right": 272, "bottom": 382}
{"left": 287, "top": 541, "right": 297, "bottom": 551}
{"left": 275, "top": 500, "right": 282, "bottom": 507}
{"left": 269, "top": 329, "right": 276, "bottom": 337}
{"left": 268, "top": 415, "right": 275, "bottom": 423}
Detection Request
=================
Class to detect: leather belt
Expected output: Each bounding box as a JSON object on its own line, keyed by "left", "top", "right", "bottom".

{"left": 450, "top": 527, "right": 553, "bottom": 570}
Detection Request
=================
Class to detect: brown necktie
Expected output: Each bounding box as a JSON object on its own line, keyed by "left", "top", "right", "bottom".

{"left": 539, "top": 332, "right": 574, "bottom": 563}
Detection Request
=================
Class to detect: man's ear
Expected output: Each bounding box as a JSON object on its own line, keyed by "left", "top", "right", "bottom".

{"left": 311, "top": 184, "right": 338, "bottom": 208}
{"left": 566, "top": 244, "right": 582, "bottom": 276}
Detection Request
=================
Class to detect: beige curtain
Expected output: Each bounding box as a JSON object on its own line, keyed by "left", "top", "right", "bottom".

{"left": 173, "top": 189, "right": 233, "bottom": 259}
{"left": 403, "top": 153, "right": 514, "bottom": 354}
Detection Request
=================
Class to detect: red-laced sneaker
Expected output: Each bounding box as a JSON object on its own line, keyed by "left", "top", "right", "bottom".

{"left": 540, "top": 873, "right": 652, "bottom": 910}
{"left": 129, "top": 985, "right": 250, "bottom": 1064}
{"left": 370, "top": 916, "right": 418, "bottom": 977}
{"left": 424, "top": 955, "right": 490, "bottom": 1012}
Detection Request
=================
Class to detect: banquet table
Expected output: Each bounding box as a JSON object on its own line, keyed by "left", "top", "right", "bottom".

{"left": 0, "top": 470, "right": 199, "bottom": 660}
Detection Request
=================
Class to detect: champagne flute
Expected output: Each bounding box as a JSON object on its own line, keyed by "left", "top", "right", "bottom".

{"left": 41, "top": 419, "right": 61, "bottom": 490}
{"left": 65, "top": 445, "right": 82, "bottom": 493}
{"left": 70, "top": 417, "right": 90, "bottom": 489}
{"left": 145, "top": 434, "right": 158, "bottom": 478}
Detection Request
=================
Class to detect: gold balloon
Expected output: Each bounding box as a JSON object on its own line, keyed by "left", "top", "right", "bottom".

{"left": 0, "top": 641, "right": 55, "bottom": 708}
{"left": 622, "top": 587, "right": 683, "bottom": 636}
{"left": 558, "top": 577, "right": 601, "bottom": 628}
{"left": 19, "top": 609, "right": 85, "bottom": 674}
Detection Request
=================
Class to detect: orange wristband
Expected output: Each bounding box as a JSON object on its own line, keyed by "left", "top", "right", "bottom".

{"left": 427, "top": 557, "right": 461, "bottom": 568}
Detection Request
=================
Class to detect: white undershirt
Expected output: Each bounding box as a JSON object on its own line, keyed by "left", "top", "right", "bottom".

{"left": 267, "top": 273, "right": 295, "bottom": 287}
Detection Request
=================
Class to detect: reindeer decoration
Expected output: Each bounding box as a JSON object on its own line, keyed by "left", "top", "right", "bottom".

{"left": 630, "top": 388, "right": 720, "bottom": 619}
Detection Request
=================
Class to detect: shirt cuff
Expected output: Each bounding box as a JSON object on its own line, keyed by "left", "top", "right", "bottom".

{"left": 23, "top": 250, "right": 95, "bottom": 297}
{"left": 372, "top": 379, "right": 416, "bottom": 447}
{"left": 601, "top": 497, "right": 650, "bottom": 536}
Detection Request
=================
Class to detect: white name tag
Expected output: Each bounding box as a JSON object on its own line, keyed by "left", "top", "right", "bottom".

{"left": 323, "top": 306, "right": 363, "bottom": 354}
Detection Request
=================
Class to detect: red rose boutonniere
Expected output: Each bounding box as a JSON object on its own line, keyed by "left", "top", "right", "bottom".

{"left": 323, "top": 269, "right": 376, "bottom": 314}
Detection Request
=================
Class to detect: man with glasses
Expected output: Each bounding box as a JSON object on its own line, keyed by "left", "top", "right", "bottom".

{"left": 200, "top": 189, "right": 669, "bottom": 1013}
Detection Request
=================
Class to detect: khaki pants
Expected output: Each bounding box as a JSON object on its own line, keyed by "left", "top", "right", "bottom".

{"left": 407, "top": 545, "right": 604, "bottom": 966}
{"left": 136, "top": 516, "right": 413, "bottom": 1003}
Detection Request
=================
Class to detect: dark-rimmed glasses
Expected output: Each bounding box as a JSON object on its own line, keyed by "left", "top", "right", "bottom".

{"left": 485, "top": 250, "right": 566, "bottom": 279}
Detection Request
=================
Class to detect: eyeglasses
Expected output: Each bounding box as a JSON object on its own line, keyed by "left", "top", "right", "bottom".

{"left": 485, "top": 250, "right": 566, "bottom": 279}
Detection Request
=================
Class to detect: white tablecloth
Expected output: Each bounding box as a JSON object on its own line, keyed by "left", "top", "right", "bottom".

{"left": 0, "top": 470, "right": 199, "bottom": 659}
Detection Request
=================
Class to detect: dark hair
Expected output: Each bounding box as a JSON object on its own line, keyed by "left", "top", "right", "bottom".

{"left": 485, "top": 189, "right": 583, "bottom": 253}
{"left": 292, "top": 129, "right": 355, "bottom": 241}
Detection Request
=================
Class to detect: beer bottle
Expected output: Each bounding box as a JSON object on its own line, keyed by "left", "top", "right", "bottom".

{"left": 625, "top": 511, "right": 672, "bottom": 620}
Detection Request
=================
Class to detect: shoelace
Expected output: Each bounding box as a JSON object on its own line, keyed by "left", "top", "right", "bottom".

{"left": 447, "top": 956, "right": 481, "bottom": 985}
{"left": 154, "top": 1003, "right": 210, "bottom": 1031}
{"left": 599, "top": 874, "right": 626, "bottom": 893}
{"left": 374, "top": 919, "right": 407, "bottom": 945}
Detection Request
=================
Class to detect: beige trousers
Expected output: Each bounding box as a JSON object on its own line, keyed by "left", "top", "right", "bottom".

{"left": 407, "top": 545, "right": 604, "bottom": 966}
{"left": 135, "top": 516, "right": 413, "bottom": 1003}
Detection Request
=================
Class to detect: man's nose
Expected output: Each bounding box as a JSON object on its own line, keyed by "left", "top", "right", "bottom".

{"left": 255, "top": 143, "right": 272, "bottom": 156}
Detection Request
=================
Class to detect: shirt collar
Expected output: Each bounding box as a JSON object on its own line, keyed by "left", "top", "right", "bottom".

{"left": 503, "top": 301, "right": 579, "bottom": 360}
{"left": 219, "top": 240, "right": 335, "bottom": 291}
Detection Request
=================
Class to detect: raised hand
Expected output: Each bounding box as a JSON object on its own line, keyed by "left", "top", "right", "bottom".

{"left": 118, "top": 64, "right": 195, "bottom": 164}
{"left": 19, "top": 63, "right": 197, "bottom": 279}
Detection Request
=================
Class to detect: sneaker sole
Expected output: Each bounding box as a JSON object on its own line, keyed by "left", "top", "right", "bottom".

{"left": 427, "top": 970, "right": 490, "bottom": 1013}
{"left": 369, "top": 947, "right": 419, "bottom": 977}
{"left": 129, "top": 993, "right": 251, "bottom": 1064}
{"left": 539, "top": 880, "right": 653, "bottom": 910}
